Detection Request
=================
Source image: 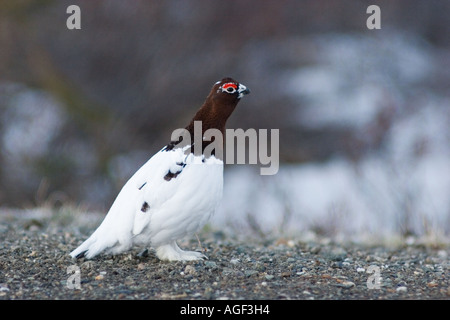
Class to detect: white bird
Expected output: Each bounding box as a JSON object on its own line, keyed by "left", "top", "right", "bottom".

{"left": 70, "top": 77, "right": 250, "bottom": 261}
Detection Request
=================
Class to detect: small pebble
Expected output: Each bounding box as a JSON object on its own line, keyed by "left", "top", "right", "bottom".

{"left": 245, "top": 270, "right": 258, "bottom": 278}
{"left": 137, "top": 263, "right": 146, "bottom": 270}
{"left": 0, "top": 284, "right": 9, "bottom": 292}
{"left": 184, "top": 265, "right": 196, "bottom": 275}
{"left": 124, "top": 276, "right": 134, "bottom": 285}
{"left": 310, "top": 246, "right": 321, "bottom": 254}
{"left": 204, "top": 261, "right": 217, "bottom": 269}
{"left": 222, "top": 268, "right": 234, "bottom": 276}
{"left": 204, "top": 287, "right": 213, "bottom": 299}
{"left": 396, "top": 286, "right": 407, "bottom": 293}
{"left": 81, "top": 261, "right": 94, "bottom": 269}
{"left": 287, "top": 240, "right": 295, "bottom": 248}
{"left": 339, "top": 281, "right": 355, "bottom": 289}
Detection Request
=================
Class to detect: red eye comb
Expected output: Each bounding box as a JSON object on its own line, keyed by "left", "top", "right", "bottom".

{"left": 222, "top": 83, "right": 237, "bottom": 90}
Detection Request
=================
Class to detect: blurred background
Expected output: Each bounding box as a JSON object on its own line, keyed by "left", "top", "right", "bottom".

{"left": 0, "top": 0, "right": 449, "bottom": 242}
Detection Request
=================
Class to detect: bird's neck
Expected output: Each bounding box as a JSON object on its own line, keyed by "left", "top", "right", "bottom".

{"left": 185, "top": 100, "right": 236, "bottom": 137}
{"left": 163, "top": 99, "right": 237, "bottom": 157}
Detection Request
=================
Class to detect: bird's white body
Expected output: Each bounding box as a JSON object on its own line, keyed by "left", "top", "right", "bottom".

{"left": 70, "top": 146, "right": 223, "bottom": 261}
{"left": 70, "top": 77, "right": 249, "bottom": 262}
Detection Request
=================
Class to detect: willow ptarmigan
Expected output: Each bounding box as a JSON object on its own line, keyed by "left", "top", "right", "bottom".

{"left": 70, "top": 77, "right": 250, "bottom": 261}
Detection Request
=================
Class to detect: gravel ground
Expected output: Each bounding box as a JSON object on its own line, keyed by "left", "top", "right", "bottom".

{"left": 0, "top": 208, "right": 449, "bottom": 300}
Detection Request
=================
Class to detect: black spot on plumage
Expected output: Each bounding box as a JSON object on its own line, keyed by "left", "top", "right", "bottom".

{"left": 138, "top": 182, "right": 147, "bottom": 190}
{"left": 164, "top": 171, "right": 180, "bottom": 181}
{"left": 162, "top": 143, "right": 174, "bottom": 152}
{"left": 176, "top": 161, "right": 187, "bottom": 169}
{"left": 164, "top": 135, "right": 185, "bottom": 152}
{"left": 164, "top": 161, "right": 186, "bottom": 181}
{"left": 141, "top": 202, "right": 150, "bottom": 212}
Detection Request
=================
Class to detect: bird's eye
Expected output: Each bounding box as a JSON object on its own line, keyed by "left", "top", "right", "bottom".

{"left": 222, "top": 83, "right": 237, "bottom": 94}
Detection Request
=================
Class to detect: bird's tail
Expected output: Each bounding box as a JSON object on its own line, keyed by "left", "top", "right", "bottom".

{"left": 69, "top": 235, "right": 97, "bottom": 259}
{"left": 69, "top": 219, "right": 128, "bottom": 259}
{"left": 69, "top": 210, "right": 134, "bottom": 259}
{"left": 70, "top": 173, "right": 139, "bottom": 259}
{"left": 69, "top": 227, "right": 115, "bottom": 259}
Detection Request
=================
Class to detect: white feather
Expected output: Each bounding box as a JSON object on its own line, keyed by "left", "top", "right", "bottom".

{"left": 70, "top": 146, "right": 223, "bottom": 260}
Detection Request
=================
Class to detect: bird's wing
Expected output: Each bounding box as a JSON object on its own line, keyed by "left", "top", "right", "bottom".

{"left": 131, "top": 147, "right": 189, "bottom": 235}
{"left": 70, "top": 146, "right": 189, "bottom": 259}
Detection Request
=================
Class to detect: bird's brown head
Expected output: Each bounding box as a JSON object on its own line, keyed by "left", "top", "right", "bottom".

{"left": 168, "top": 77, "right": 250, "bottom": 154}
{"left": 188, "top": 77, "right": 250, "bottom": 134}
{"left": 210, "top": 77, "right": 251, "bottom": 104}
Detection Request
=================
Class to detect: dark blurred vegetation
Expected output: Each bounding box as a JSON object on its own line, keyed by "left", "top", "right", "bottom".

{"left": 0, "top": 0, "right": 449, "bottom": 209}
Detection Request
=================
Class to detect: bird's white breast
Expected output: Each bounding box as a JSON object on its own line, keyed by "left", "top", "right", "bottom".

{"left": 134, "top": 152, "right": 223, "bottom": 247}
